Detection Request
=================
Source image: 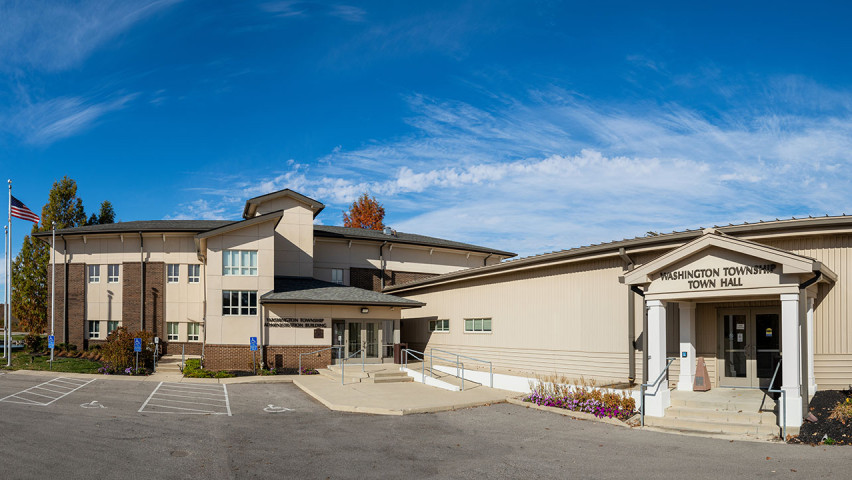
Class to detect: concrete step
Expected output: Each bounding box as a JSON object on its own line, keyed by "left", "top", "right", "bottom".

{"left": 645, "top": 415, "right": 779, "bottom": 437}
{"left": 670, "top": 394, "right": 776, "bottom": 412}
{"left": 665, "top": 406, "right": 777, "bottom": 425}
{"left": 371, "top": 375, "right": 413, "bottom": 384}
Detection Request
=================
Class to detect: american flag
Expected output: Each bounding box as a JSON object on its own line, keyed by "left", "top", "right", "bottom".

{"left": 11, "top": 195, "right": 40, "bottom": 223}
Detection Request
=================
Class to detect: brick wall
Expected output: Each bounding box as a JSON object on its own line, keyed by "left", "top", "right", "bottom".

{"left": 67, "top": 264, "right": 86, "bottom": 349}
{"left": 145, "top": 262, "right": 165, "bottom": 339}
{"left": 47, "top": 266, "right": 67, "bottom": 342}
{"left": 350, "top": 267, "right": 438, "bottom": 292}
{"left": 122, "top": 262, "right": 143, "bottom": 332}
{"left": 203, "top": 344, "right": 332, "bottom": 372}
{"left": 161, "top": 342, "right": 203, "bottom": 356}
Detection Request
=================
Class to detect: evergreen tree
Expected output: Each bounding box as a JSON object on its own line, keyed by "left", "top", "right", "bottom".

{"left": 97, "top": 200, "right": 116, "bottom": 224}
{"left": 11, "top": 176, "right": 88, "bottom": 336}
{"left": 87, "top": 213, "right": 98, "bottom": 226}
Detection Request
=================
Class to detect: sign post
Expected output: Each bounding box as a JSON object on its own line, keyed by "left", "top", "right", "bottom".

{"left": 48, "top": 335, "right": 55, "bottom": 370}
{"left": 134, "top": 337, "right": 142, "bottom": 373}
{"left": 250, "top": 336, "right": 258, "bottom": 375}
{"left": 153, "top": 337, "right": 159, "bottom": 373}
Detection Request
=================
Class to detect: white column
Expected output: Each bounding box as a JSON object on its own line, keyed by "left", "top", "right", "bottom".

{"left": 677, "top": 302, "right": 696, "bottom": 391}
{"left": 807, "top": 297, "right": 817, "bottom": 397}
{"left": 644, "top": 299, "right": 670, "bottom": 417}
{"left": 780, "top": 293, "right": 803, "bottom": 429}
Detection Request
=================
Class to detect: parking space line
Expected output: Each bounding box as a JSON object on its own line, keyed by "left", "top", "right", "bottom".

{"left": 138, "top": 382, "right": 231, "bottom": 416}
{"left": 0, "top": 377, "right": 96, "bottom": 406}
{"left": 223, "top": 384, "right": 232, "bottom": 416}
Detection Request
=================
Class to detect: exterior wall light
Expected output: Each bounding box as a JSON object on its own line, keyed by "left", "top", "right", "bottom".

{"left": 361, "top": 307, "right": 369, "bottom": 314}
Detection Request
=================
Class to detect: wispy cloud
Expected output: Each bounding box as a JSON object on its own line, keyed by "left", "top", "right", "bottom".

{"left": 170, "top": 76, "right": 852, "bottom": 257}
{"left": 0, "top": 0, "right": 180, "bottom": 72}
{"left": 5, "top": 94, "right": 138, "bottom": 145}
{"left": 260, "top": 2, "right": 365, "bottom": 22}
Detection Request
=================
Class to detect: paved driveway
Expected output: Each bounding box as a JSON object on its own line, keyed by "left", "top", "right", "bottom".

{"left": 0, "top": 372, "right": 847, "bottom": 479}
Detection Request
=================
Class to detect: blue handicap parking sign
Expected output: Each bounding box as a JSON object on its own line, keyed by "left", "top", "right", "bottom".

{"left": 250, "top": 337, "right": 258, "bottom": 351}
{"left": 48, "top": 335, "right": 55, "bottom": 349}
{"left": 134, "top": 338, "right": 142, "bottom": 352}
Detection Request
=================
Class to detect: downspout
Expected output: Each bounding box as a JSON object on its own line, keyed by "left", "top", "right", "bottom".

{"left": 139, "top": 232, "right": 144, "bottom": 331}
{"left": 798, "top": 271, "right": 820, "bottom": 418}
{"left": 619, "top": 247, "right": 636, "bottom": 385}
{"left": 201, "top": 256, "right": 207, "bottom": 368}
{"left": 379, "top": 241, "right": 388, "bottom": 290}
{"left": 631, "top": 285, "right": 647, "bottom": 385}
{"left": 62, "top": 235, "right": 68, "bottom": 344}
{"left": 483, "top": 253, "right": 493, "bottom": 267}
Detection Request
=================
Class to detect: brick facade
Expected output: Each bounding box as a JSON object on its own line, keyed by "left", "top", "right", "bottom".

{"left": 67, "top": 263, "right": 86, "bottom": 349}
{"left": 47, "top": 266, "right": 67, "bottom": 342}
{"left": 350, "top": 267, "right": 438, "bottom": 292}
{"left": 122, "top": 262, "right": 143, "bottom": 332}
{"left": 161, "top": 341, "right": 203, "bottom": 356}
{"left": 145, "top": 262, "right": 165, "bottom": 339}
{"left": 203, "top": 344, "right": 332, "bottom": 372}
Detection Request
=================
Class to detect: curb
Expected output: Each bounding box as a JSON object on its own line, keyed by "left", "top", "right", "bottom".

{"left": 506, "top": 397, "right": 631, "bottom": 428}
{"left": 2, "top": 368, "right": 295, "bottom": 384}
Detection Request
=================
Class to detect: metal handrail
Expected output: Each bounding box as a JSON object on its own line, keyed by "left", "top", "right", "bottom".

{"left": 718, "top": 360, "right": 786, "bottom": 440}
{"left": 299, "top": 346, "right": 344, "bottom": 384}
{"left": 402, "top": 348, "right": 476, "bottom": 391}
{"left": 429, "top": 347, "right": 493, "bottom": 388}
{"left": 640, "top": 357, "right": 676, "bottom": 427}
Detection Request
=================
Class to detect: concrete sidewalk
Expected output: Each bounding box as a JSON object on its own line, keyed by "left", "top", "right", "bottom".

{"left": 293, "top": 373, "right": 513, "bottom": 415}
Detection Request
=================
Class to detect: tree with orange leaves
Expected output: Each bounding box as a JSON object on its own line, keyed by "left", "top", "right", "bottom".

{"left": 343, "top": 193, "right": 385, "bottom": 230}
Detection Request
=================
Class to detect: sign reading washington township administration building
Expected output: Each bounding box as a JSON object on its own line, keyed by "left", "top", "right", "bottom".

{"left": 659, "top": 263, "right": 778, "bottom": 290}
{"left": 264, "top": 317, "right": 326, "bottom": 328}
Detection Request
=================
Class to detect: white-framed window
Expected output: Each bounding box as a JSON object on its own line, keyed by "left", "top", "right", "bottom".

{"left": 88, "top": 321, "right": 100, "bottom": 339}
{"left": 222, "top": 290, "right": 257, "bottom": 316}
{"left": 188, "top": 323, "right": 200, "bottom": 341}
{"left": 167, "top": 264, "right": 179, "bottom": 283}
{"left": 167, "top": 322, "right": 179, "bottom": 341}
{"left": 107, "top": 321, "right": 119, "bottom": 335}
{"left": 331, "top": 268, "right": 344, "bottom": 284}
{"left": 223, "top": 250, "right": 257, "bottom": 276}
{"left": 429, "top": 319, "right": 449, "bottom": 332}
{"left": 107, "top": 264, "right": 119, "bottom": 283}
{"left": 188, "top": 264, "right": 200, "bottom": 283}
{"left": 88, "top": 265, "right": 100, "bottom": 283}
{"left": 464, "top": 318, "right": 492, "bottom": 333}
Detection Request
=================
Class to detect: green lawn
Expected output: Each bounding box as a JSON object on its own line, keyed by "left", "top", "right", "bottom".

{"left": 2, "top": 352, "right": 102, "bottom": 374}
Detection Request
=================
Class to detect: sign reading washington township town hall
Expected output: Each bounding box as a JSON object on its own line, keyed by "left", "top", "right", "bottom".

{"left": 264, "top": 317, "right": 325, "bottom": 328}
{"left": 659, "top": 263, "right": 778, "bottom": 290}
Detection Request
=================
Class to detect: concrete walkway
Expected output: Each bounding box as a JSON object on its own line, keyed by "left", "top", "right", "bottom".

{"left": 293, "top": 373, "right": 514, "bottom": 415}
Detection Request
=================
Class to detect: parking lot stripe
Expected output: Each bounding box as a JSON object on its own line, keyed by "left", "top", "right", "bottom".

{"left": 138, "top": 382, "right": 163, "bottom": 413}
{"left": 223, "top": 384, "right": 232, "bottom": 416}
{"left": 145, "top": 404, "right": 222, "bottom": 414}
{"left": 138, "top": 382, "right": 231, "bottom": 416}
{"left": 0, "top": 377, "right": 96, "bottom": 406}
{"left": 158, "top": 384, "right": 225, "bottom": 393}
{"left": 154, "top": 392, "right": 227, "bottom": 401}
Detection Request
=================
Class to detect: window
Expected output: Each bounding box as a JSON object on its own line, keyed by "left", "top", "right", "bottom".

{"left": 464, "top": 318, "right": 492, "bottom": 333}
{"left": 188, "top": 264, "right": 200, "bottom": 283}
{"left": 107, "top": 264, "right": 119, "bottom": 283}
{"left": 167, "top": 322, "right": 179, "bottom": 341}
{"left": 167, "top": 264, "right": 179, "bottom": 283}
{"left": 331, "top": 268, "right": 344, "bottom": 284}
{"left": 88, "top": 321, "right": 100, "bottom": 339}
{"left": 107, "top": 321, "right": 119, "bottom": 335}
{"left": 222, "top": 290, "right": 257, "bottom": 316}
{"left": 223, "top": 250, "right": 257, "bottom": 276}
{"left": 187, "top": 323, "right": 200, "bottom": 341}
{"left": 88, "top": 265, "right": 100, "bottom": 283}
{"left": 429, "top": 319, "right": 449, "bottom": 332}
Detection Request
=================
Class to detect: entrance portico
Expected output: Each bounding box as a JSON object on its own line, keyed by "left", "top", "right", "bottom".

{"left": 622, "top": 230, "right": 836, "bottom": 433}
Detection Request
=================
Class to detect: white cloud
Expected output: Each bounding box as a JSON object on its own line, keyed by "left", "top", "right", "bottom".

{"left": 0, "top": 0, "right": 180, "bottom": 72}
{"left": 172, "top": 77, "right": 852, "bottom": 257}
{"left": 165, "top": 199, "right": 229, "bottom": 220}
{"left": 4, "top": 94, "right": 138, "bottom": 145}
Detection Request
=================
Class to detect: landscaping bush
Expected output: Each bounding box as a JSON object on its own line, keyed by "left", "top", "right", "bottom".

{"left": 182, "top": 358, "right": 234, "bottom": 378}
{"left": 23, "top": 334, "right": 47, "bottom": 353}
{"left": 100, "top": 327, "right": 154, "bottom": 372}
{"left": 523, "top": 375, "right": 636, "bottom": 421}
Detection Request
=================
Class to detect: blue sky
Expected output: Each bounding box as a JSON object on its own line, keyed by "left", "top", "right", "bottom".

{"left": 3, "top": 1, "right": 852, "bottom": 287}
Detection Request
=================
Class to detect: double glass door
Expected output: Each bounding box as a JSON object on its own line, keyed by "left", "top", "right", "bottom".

{"left": 333, "top": 320, "right": 384, "bottom": 363}
{"left": 719, "top": 308, "right": 781, "bottom": 388}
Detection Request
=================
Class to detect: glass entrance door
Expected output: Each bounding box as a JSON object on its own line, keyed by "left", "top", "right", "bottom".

{"left": 332, "top": 321, "right": 345, "bottom": 360}
{"left": 718, "top": 308, "right": 781, "bottom": 388}
{"left": 720, "top": 312, "right": 751, "bottom": 387}
{"left": 348, "top": 322, "right": 361, "bottom": 357}
{"left": 365, "top": 323, "right": 378, "bottom": 358}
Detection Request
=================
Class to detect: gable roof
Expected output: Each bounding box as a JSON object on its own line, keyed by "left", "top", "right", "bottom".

{"left": 33, "top": 220, "right": 231, "bottom": 237}
{"left": 242, "top": 188, "right": 325, "bottom": 219}
{"left": 620, "top": 231, "right": 835, "bottom": 285}
{"left": 261, "top": 277, "right": 424, "bottom": 308}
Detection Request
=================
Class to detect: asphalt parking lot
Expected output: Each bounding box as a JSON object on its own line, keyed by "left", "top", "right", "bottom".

{"left": 0, "top": 372, "right": 850, "bottom": 479}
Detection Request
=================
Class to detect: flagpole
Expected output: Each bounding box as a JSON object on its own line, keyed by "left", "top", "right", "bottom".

{"left": 7, "top": 179, "right": 11, "bottom": 366}
{"left": 51, "top": 221, "right": 55, "bottom": 364}
{"left": 3, "top": 224, "right": 7, "bottom": 359}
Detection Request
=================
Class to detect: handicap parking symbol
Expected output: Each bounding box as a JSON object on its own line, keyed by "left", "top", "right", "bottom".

{"left": 263, "top": 404, "right": 294, "bottom": 413}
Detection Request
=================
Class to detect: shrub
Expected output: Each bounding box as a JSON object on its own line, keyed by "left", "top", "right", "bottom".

{"left": 828, "top": 397, "right": 852, "bottom": 424}
{"left": 100, "top": 327, "right": 154, "bottom": 371}
{"left": 182, "top": 358, "right": 234, "bottom": 378}
{"left": 24, "top": 334, "right": 47, "bottom": 353}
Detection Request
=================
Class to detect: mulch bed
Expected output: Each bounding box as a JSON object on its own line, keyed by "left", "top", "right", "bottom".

{"left": 791, "top": 389, "right": 852, "bottom": 445}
